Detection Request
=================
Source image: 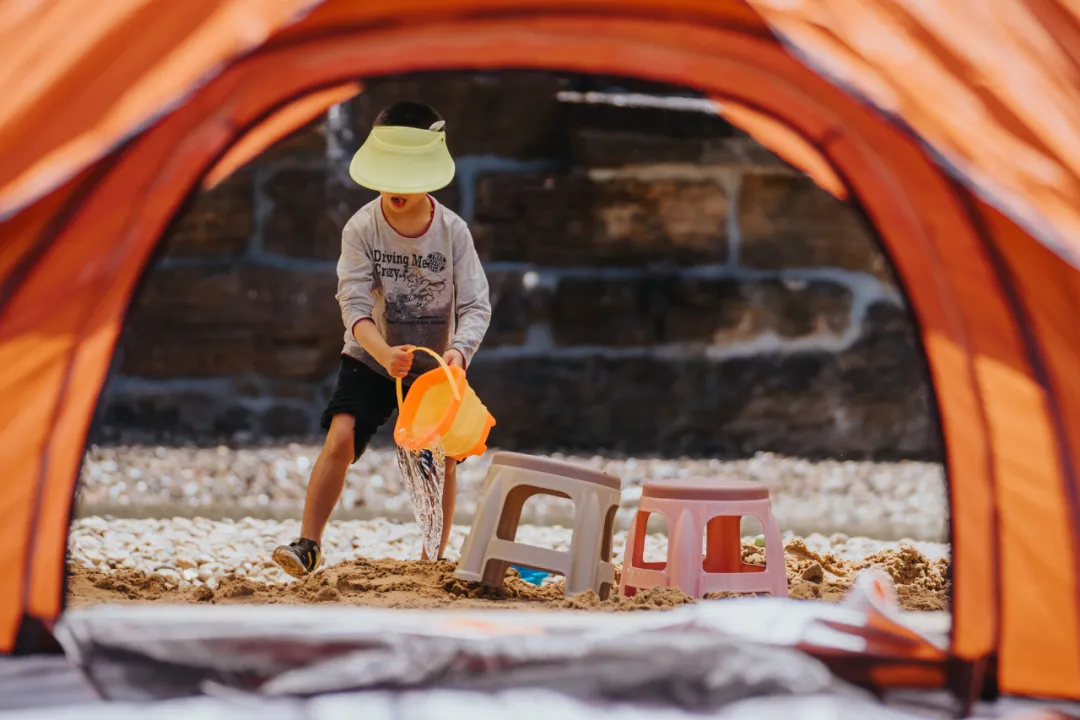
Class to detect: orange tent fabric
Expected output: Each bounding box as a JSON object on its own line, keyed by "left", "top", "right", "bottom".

{"left": 0, "top": 0, "right": 322, "bottom": 217}
{"left": 203, "top": 80, "right": 363, "bottom": 189}
{"left": 1, "top": 0, "right": 1079, "bottom": 703}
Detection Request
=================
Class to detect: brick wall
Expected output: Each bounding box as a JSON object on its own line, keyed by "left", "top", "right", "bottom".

{"left": 96, "top": 72, "right": 941, "bottom": 459}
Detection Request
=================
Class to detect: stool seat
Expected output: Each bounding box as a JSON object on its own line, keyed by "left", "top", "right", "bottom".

{"left": 490, "top": 451, "right": 621, "bottom": 490}
{"left": 641, "top": 477, "right": 769, "bottom": 501}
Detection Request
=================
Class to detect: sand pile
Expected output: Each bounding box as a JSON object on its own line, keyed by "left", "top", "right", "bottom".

{"left": 768, "top": 539, "right": 949, "bottom": 610}
{"left": 68, "top": 558, "right": 616, "bottom": 609}
{"left": 67, "top": 540, "right": 949, "bottom": 612}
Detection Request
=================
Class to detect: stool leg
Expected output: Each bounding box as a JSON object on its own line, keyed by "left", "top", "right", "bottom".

{"left": 619, "top": 509, "right": 646, "bottom": 597}
{"left": 760, "top": 507, "right": 788, "bottom": 597}
{"left": 482, "top": 484, "right": 532, "bottom": 586}
{"left": 597, "top": 502, "right": 619, "bottom": 599}
{"left": 668, "top": 508, "right": 703, "bottom": 599}
{"left": 453, "top": 473, "right": 506, "bottom": 583}
{"left": 704, "top": 516, "right": 742, "bottom": 574}
{"left": 566, "top": 490, "right": 604, "bottom": 598}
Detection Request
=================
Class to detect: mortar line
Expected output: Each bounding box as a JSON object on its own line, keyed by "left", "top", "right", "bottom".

{"left": 724, "top": 170, "right": 743, "bottom": 266}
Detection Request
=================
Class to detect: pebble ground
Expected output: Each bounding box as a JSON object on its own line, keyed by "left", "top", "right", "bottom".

{"left": 76, "top": 443, "right": 948, "bottom": 541}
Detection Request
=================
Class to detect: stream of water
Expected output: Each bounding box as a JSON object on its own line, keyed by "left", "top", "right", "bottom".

{"left": 395, "top": 441, "right": 446, "bottom": 559}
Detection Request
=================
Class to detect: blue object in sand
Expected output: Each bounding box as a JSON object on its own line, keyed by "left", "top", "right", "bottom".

{"left": 510, "top": 565, "right": 550, "bottom": 586}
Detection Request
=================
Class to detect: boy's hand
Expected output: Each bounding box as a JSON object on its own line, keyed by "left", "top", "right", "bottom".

{"left": 444, "top": 349, "right": 465, "bottom": 369}
{"left": 381, "top": 345, "right": 414, "bottom": 378}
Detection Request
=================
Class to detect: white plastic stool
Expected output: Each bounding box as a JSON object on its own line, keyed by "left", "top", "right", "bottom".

{"left": 454, "top": 452, "right": 622, "bottom": 598}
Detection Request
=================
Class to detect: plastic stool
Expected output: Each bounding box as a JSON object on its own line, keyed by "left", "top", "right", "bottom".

{"left": 454, "top": 452, "right": 622, "bottom": 598}
{"left": 619, "top": 478, "right": 787, "bottom": 599}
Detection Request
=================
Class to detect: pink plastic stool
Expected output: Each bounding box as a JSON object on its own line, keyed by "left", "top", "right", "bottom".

{"left": 619, "top": 478, "right": 788, "bottom": 599}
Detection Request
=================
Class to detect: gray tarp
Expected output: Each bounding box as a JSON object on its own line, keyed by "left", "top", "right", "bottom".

{"left": 56, "top": 602, "right": 863, "bottom": 705}
{"left": 2, "top": 572, "right": 1073, "bottom": 718}
{"left": 45, "top": 570, "right": 947, "bottom": 710}
{"left": 0, "top": 688, "right": 938, "bottom": 719}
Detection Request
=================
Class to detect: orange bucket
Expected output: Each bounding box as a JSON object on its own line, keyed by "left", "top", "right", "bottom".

{"left": 394, "top": 346, "right": 496, "bottom": 461}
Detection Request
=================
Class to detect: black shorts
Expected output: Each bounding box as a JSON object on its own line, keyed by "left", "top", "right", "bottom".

{"left": 321, "top": 354, "right": 408, "bottom": 462}
{"left": 321, "top": 354, "right": 467, "bottom": 465}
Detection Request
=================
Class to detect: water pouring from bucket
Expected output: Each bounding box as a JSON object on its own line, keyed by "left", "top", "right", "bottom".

{"left": 395, "top": 442, "right": 447, "bottom": 561}
{"left": 393, "top": 347, "right": 495, "bottom": 559}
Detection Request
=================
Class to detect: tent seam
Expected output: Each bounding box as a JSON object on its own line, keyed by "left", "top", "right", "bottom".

{"left": 953, "top": 181, "right": 1080, "bottom": 691}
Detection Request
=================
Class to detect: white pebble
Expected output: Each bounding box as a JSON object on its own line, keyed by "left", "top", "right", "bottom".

{"left": 156, "top": 569, "right": 181, "bottom": 584}
{"left": 75, "top": 446, "right": 946, "bottom": 541}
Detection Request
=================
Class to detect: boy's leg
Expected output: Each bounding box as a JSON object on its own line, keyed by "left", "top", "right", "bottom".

{"left": 299, "top": 414, "right": 355, "bottom": 544}
{"left": 272, "top": 414, "right": 354, "bottom": 578}
{"left": 440, "top": 458, "right": 457, "bottom": 559}
{"left": 274, "top": 355, "right": 391, "bottom": 578}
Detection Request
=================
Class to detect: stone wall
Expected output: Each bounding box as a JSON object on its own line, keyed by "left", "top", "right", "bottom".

{"left": 96, "top": 72, "right": 941, "bottom": 459}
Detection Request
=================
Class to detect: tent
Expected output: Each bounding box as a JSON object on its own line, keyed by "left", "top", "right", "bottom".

{"left": 1, "top": 0, "right": 1079, "bottom": 704}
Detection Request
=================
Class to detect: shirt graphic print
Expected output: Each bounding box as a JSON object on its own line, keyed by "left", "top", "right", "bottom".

{"left": 335, "top": 198, "right": 491, "bottom": 381}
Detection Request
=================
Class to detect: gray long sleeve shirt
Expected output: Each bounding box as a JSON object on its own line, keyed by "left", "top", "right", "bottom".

{"left": 336, "top": 198, "right": 491, "bottom": 381}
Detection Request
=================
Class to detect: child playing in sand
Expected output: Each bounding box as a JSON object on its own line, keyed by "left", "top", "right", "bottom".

{"left": 273, "top": 101, "right": 491, "bottom": 577}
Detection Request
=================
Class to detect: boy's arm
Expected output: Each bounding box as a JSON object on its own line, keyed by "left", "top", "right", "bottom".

{"left": 336, "top": 221, "right": 411, "bottom": 376}
{"left": 354, "top": 318, "right": 413, "bottom": 378}
{"left": 448, "top": 223, "right": 492, "bottom": 369}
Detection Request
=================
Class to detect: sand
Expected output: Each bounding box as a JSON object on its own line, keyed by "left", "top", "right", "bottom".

{"left": 66, "top": 539, "right": 949, "bottom": 612}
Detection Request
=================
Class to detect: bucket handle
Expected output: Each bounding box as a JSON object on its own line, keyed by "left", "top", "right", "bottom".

{"left": 395, "top": 346, "right": 461, "bottom": 410}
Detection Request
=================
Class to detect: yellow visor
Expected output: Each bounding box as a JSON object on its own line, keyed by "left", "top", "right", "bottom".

{"left": 349, "top": 125, "right": 455, "bottom": 194}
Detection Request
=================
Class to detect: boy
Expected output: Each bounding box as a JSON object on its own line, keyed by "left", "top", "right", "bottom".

{"left": 273, "top": 101, "right": 491, "bottom": 577}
